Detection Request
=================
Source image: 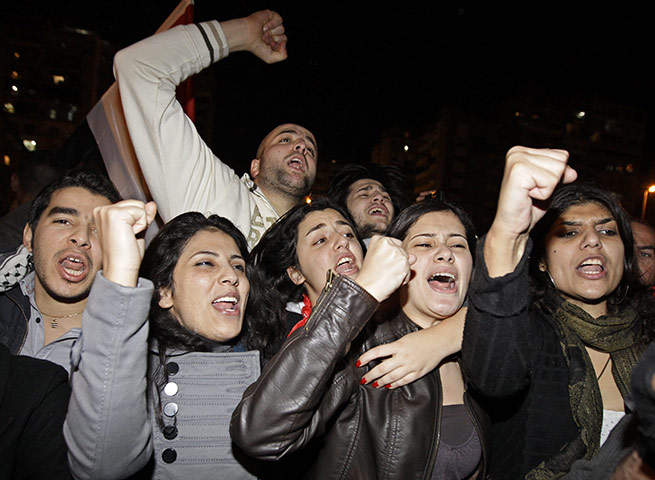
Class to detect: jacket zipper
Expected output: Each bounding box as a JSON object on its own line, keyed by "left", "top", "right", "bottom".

{"left": 7, "top": 290, "right": 29, "bottom": 352}
{"left": 305, "top": 269, "right": 337, "bottom": 331}
{"left": 424, "top": 369, "right": 443, "bottom": 479}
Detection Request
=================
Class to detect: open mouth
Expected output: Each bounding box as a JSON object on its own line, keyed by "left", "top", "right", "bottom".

{"left": 367, "top": 206, "right": 388, "bottom": 218}
{"left": 58, "top": 254, "right": 89, "bottom": 282}
{"left": 335, "top": 255, "right": 358, "bottom": 276}
{"left": 427, "top": 272, "right": 457, "bottom": 292}
{"left": 212, "top": 295, "right": 240, "bottom": 314}
{"left": 286, "top": 156, "right": 305, "bottom": 172}
{"left": 577, "top": 258, "right": 605, "bottom": 276}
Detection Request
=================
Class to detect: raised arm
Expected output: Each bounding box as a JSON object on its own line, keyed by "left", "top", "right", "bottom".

{"left": 230, "top": 236, "right": 410, "bottom": 458}
{"left": 353, "top": 150, "right": 573, "bottom": 390}
{"left": 113, "top": 10, "right": 287, "bottom": 228}
{"left": 485, "top": 146, "right": 575, "bottom": 277}
{"left": 65, "top": 201, "right": 157, "bottom": 480}
{"left": 462, "top": 146, "right": 577, "bottom": 397}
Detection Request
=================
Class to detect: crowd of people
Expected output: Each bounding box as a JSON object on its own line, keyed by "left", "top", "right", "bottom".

{"left": 1, "top": 8, "right": 654, "bottom": 480}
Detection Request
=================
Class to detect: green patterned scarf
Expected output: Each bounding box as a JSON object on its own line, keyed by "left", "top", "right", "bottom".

{"left": 526, "top": 291, "right": 643, "bottom": 480}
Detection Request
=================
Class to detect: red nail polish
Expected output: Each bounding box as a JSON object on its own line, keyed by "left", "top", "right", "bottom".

{"left": 372, "top": 382, "right": 379, "bottom": 388}
{"left": 384, "top": 384, "right": 391, "bottom": 389}
{"left": 360, "top": 377, "right": 366, "bottom": 385}
{"left": 355, "top": 360, "right": 361, "bottom": 368}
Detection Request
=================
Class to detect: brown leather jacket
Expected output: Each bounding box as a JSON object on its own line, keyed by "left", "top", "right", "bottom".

{"left": 231, "top": 274, "right": 488, "bottom": 479}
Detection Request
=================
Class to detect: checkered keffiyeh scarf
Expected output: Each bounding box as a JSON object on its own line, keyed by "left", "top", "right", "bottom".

{"left": 0, "top": 245, "right": 33, "bottom": 291}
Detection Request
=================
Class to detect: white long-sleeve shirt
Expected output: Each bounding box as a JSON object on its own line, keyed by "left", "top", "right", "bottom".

{"left": 114, "top": 21, "right": 279, "bottom": 249}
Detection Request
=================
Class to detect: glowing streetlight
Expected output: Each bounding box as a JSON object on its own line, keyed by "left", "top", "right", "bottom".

{"left": 641, "top": 185, "right": 655, "bottom": 220}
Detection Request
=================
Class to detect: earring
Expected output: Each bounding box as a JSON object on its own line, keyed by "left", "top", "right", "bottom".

{"left": 544, "top": 269, "right": 556, "bottom": 288}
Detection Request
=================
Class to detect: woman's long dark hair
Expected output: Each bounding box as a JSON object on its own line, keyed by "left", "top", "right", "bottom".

{"left": 139, "top": 212, "right": 274, "bottom": 427}
{"left": 383, "top": 199, "right": 477, "bottom": 322}
{"left": 529, "top": 183, "right": 654, "bottom": 342}
{"left": 250, "top": 198, "right": 363, "bottom": 355}
{"left": 140, "top": 212, "right": 254, "bottom": 353}
{"left": 140, "top": 211, "right": 277, "bottom": 357}
{"left": 252, "top": 198, "right": 362, "bottom": 302}
{"left": 530, "top": 184, "right": 636, "bottom": 306}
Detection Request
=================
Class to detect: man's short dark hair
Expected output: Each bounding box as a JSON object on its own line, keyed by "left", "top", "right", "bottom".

{"left": 27, "top": 168, "right": 121, "bottom": 232}
{"left": 327, "top": 163, "right": 408, "bottom": 217}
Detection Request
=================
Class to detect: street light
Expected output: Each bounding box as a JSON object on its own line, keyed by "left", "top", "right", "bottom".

{"left": 641, "top": 185, "right": 655, "bottom": 221}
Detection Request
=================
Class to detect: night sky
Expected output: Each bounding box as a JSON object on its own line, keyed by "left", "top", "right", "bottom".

{"left": 3, "top": 1, "right": 653, "bottom": 175}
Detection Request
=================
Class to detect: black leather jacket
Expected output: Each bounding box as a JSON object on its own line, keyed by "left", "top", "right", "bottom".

{"left": 231, "top": 274, "right": 488, "bottom": 479}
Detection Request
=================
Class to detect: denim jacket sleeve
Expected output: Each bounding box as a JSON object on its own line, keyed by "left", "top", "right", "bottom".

{"left": 230, "top": 274, "right": 379, "bottom": 459}
{"left": 64, "top": 272, "right": 154, "bottom": 480}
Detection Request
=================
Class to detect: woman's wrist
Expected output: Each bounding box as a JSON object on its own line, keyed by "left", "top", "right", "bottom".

{"left": 484, "top": 227, "right": 528, "bottom": 278}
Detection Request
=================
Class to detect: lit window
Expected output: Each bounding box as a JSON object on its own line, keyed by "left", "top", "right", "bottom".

{"left": 404, "top": 145, "right": 409, "bottom": 152}
{"left": 53, "top": 75, "right": 65, "bottom": 85}
{"left": 49, "top": 109, "right": 57, "bottom": 120}
{"left": 10, "top": 71, "right": 19, "bottom": 79}
{"left": 11, "top": 85, "right": 18, "bottom": 92}
{"left": 3, "top": 155, "right": 10, "bottom": 167}
{"left": 3, "top": 102, "right": 15, "bottom": 114}
{"left": 13, "top": 52, "right": 20, "bottom": 59}
{"left": 576, "top": 111, "right": 586, "bottom": 119}
{"left": 67, "top": 105, "right": 77, "bottom": 121}
{"left": 22, "top": 139, "right": 37, "bottom": 151}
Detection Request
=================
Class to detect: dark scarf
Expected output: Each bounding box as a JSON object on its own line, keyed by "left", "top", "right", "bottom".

{"left": 527, "top": 289, "right": 644, "bottom": 480}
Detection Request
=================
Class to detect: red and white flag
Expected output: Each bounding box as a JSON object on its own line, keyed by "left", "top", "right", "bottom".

{"left": 86, "top": 0, "right": 194, "bottom": 215}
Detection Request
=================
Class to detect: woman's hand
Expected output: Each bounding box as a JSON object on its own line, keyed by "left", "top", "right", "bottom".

{"left": 355, "top": 235, "right": 414, "bottom": 302}
{"left": 357, "top": 308, "right": 466, "bottom": 388}
{"left": 486, "top": 146, "right": 576, "bottom": 277}
{"left": 495, "top": 146, "right": 575, "bottom": 237}
{"left": 94, "top": 200, "right": 157, "bottom": 287}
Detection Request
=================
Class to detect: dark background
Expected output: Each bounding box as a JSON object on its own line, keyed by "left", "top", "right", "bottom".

{"left": 0, "top": 0, "right": 653, "bottom": 167}
{"left": 3, "top": 1, "right": 652, "bottom": 172}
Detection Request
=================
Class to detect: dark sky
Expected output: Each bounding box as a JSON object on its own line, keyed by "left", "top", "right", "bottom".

{"left": 3, "top": 1, "right": 653, "bottom": 172}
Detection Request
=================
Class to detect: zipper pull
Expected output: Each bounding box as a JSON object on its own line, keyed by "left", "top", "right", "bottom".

{"left": 325, "top": 269, "right": 336, "bottom": 291}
